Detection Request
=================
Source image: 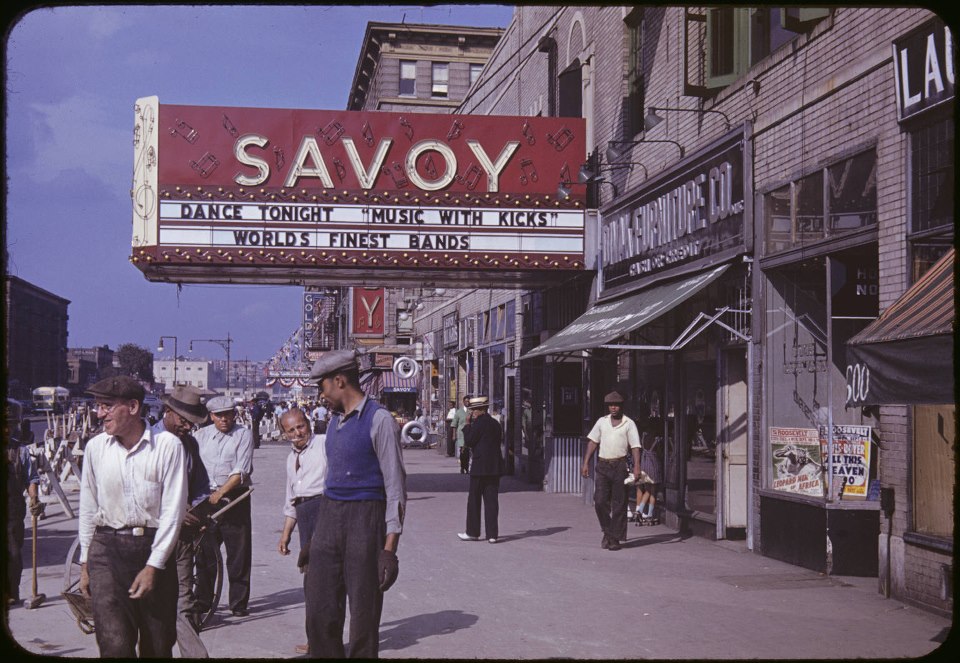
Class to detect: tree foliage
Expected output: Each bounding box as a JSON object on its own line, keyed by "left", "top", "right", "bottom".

{"left": 115, "top": 343, "right": 154, "bottom": 382}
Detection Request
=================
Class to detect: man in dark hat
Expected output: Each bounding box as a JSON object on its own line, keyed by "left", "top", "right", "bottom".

{"left": 77, "top": 376, "right": 187, "bottom": 657}
{"left": 152, "top": 386, "right": 210, "bottom": 657}
{"left": 581, "top": 390, "right": 641, "bottom": 551}
{"left": 303, "top": 349, "right": 407, "bottom": 659}
{"left": 195, "top": 395, "right": 254, "bottom": 618}
{"left": 457, "top": 396, "right": 503, "bottom": 543}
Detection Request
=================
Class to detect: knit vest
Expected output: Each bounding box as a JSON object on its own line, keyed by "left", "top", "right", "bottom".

{"left": 324, "top": 400, "right": 386, "bottom": 501}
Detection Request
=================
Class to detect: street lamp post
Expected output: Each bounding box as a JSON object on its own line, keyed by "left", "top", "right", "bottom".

{"left": 189, "top": 333, "right": 233, "bottom": 392}
{"left": 157, "top": 336, "right": 179, "bottom": 387}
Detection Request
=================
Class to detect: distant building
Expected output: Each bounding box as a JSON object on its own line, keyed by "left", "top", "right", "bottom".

{"left": 153, "top": 358, "right": 211, "bottom": 391}
{"left": 67, "top": 345, "right": 115, "bottom": 396}
{"left": 348, "top": 21, "right": 504, "bottom": 113}
{"left": 4, "top": 275, "right": 70, "bottom": 399}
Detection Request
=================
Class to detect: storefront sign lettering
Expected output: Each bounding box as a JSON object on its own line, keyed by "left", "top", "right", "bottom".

{"left": 893, "top": 18, "right": 955, "bottom": 122}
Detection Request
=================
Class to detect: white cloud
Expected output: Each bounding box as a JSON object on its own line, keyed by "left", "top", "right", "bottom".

{"left": 26, "top": 92, "right": 130, "bottom": 188}
{"left": 87, "top": 9, "right": 127, "bottom": 39}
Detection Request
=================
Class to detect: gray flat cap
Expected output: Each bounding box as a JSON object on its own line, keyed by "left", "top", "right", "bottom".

{"left": 309, "top": 349, "right": 359, "bottom": 383}
{"left": 206, "top": 395, "right": 236, "bottom": 413}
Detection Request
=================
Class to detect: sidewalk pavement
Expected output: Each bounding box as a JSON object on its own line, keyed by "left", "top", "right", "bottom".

{"left": 4, "top": 439, "right": 952, "bottom": 659}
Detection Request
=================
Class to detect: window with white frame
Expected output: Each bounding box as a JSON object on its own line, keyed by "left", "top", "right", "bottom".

{"left": 431, "top": 62, "right": 449, "bottom": 97}
{"left": 469, "top": 63, "right": 483, "bottom": 87}
{"left": 399, "top": 60, "right": 416, "bottom": 96}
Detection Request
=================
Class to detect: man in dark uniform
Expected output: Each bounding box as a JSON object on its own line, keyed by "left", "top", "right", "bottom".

{"left": 5, "top": 399, "right": 41, "bottom": 606}
{"left": 303, "top": 349, "right": 406, "bottom": 659}
{"left": 456, "top": 396, "right": 503, "bottom": 543}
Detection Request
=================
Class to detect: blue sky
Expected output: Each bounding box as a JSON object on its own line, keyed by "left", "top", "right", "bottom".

{"left": 4, "top": 4, "right": 514, "bottom": 362}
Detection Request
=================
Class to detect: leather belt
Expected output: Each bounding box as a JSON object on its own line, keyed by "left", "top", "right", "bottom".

{"left": 292, "top": 494, "right": 322, "bottom": 506}
{"left": 95, "top": 525, "right": 157, "bottom": 537}
{"left": 597, "top": 456, "right": 626, "bottom": 463}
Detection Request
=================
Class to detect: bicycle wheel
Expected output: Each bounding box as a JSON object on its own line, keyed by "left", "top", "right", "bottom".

{"left": 191, "top": 534, "right": 224, "bottom": 630}
{"left": 62, "top": 535, "right": 95, "bottom": 634}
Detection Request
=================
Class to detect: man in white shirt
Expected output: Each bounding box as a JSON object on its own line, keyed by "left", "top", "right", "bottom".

{"left": 581, "top": 390, "right": 641, "bottom": 551}
{"left": 195, "top": 395, "right": 254, "bottom": 618}
{"left": 444, "top": 400, "right": 457, "bottom": 457}
{"left": 78, "top": 376, "right": 187, "bottom": 657}
{"left": 278, "top": 408, "right": 327, "bottom": 566}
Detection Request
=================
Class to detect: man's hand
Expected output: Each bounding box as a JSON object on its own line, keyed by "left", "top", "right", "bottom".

{"left": 79, "top": 563, "right": 90, "bottom": 597}
{"left": 207, "top": 489, "right": 222, "bottom": 504}
{"left": 128, "top": 565, "right": 158, "bottom": 599}
{"left": 278, "top": 531, "right": 291, "bottom": 556}
{"left": 581, "top": 463, "right": 590, "bottom": 478}
{"left": 29, "top": 499, "right": 43, "bottom": 517}
{"left": 377, "top": 550, "right": 399, "bottom": 592}
{"left": 183, "top": 510, "right": 203, "bottom": 527}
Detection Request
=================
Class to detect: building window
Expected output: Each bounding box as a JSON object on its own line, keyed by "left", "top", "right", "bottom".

{"left": 706, "top": 8, "right": 829, "bottom": 89}
{"left": 399, "top": 60, "right": 416, "bottom": 96}
{"left": 763, "top": 148, "right": 877, "bottom": 255}
{"left": 558, "top": 60, "right": 582, "bottom": 118}
{"left": 537, "top": 36, "right": 558, "bottom": 116}
{"left": 908, "top": 112, "right": 954, "bottom": 280}
{"left": 469, "top": 63, "right": 483, "bottom": 87}
{"left": 625, "top": 8, "right": 645, "bottom": 136}
{"left": 431, "top": 62, "right": 449, "bottom": 98}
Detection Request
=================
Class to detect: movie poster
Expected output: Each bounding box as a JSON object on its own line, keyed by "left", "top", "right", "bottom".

{"left": 769, "top": 427, "right": 824, "bottom": 496}
{"left": 820, "top": 424, "right": 872, "bottom": 499}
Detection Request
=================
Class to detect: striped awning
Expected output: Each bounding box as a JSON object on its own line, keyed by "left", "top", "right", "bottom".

{"left": 845, "top": 248, "right": 954, "bottom": 406}
{"left": 381, "top": 372, "right": 418, "bottom": 393}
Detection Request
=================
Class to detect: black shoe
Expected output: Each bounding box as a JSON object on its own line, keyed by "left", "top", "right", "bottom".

{"left": 601, "top": 535, "right": 610, "bottom": 550}
{"left": 231, "top": 608, "right": 249, "bottom": 617}
{"left": 607, "top": 539, "right": 622, "bottom": 551}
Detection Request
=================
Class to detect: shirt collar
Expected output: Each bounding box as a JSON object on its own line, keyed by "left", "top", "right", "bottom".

{"left": 340, "top": 395, "right": 370, "bottom": 422}
{"left": 107, "top": 423, "right": 153, "bottom": 452}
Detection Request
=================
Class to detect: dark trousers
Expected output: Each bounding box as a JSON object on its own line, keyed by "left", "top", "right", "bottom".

{"left": 459, "top": 446, "right": 471, "bottom": 473}
{"left": 465, "top": 475, "right": 500, "bottom": 539}
{"left": 5, "top": 505, "right": 26, "bottom": 601}
{"left": 294, "top": 495, "right": 323, "bottom": 550}
{"left": 252, "top": 417, "right": 263, "bottom": 448}
{"left": 196, "top": 496, "right": 252, "bottom": 613}
{"left": 87, "top": 531, "right": 178, "bottom": 658}
{"left": 446, "top": 426, "right": 456, "bottom": 457}
{"left": 305, "top": 497, "right": 386, "bottom": 659}
{"left": 174, "top": 534, "right": 208, "bottom": 658}
{"left": 594, "top": 458, "right": 628, "bottom": 542}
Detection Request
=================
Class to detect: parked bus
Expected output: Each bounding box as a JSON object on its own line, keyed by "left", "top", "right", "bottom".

{"left": 32, "top": 386, "right": 70, "bottom": 414}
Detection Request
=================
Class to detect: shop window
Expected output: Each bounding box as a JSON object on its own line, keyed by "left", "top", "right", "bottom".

{"left": 909, "top": 113, "right": 954, "bottom": 280}
{"left": 763, "top": 250, "right": 879, "bottom": 499}
{"left": 399, "top": 61, "right": 416, "bottom": 96}
{"left": 764, "top": 149, "right": 877, "bottom": 255}
{"left": 912, "top": 404, "right": 955, "bottom": 538}
{"left": 706, "top": 8, "right": 828, "bottom": 90}
{"left": 431, "top": 62, "right": 449, "bottom": 98}
{"left": 625, "top": 8, "right": 645, "bottom": 136}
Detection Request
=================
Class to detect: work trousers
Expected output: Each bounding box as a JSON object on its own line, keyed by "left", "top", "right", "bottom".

{"left": 305, "top": 497, "right": 386, "bottom": 659}
{"left": 5, "top": 504, "right": 26, "bottom": 601}
{"left": 446, "top": 425, "right": 456, "bottom": 457}
{"left": 196, "top": 495, "right": 252, "bottom": 613}
{"left": 174, "top": 535, "right": 208, "bottom": 658}
{"left": 87, "top": 531, "right": 178, "bottom": 658}
{"left": 294, "top": 495, "right": 323, "bottom": 550}
{"left": 593, "top": 457, "right": 629, "bottom": 542}
{"left": 465, "top": 475, "right": 500, "bottom": 540}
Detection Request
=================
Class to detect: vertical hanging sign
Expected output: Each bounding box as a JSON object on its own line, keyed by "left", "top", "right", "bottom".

{"left": 353, "top": 287, "right": 385, "bottom": 337}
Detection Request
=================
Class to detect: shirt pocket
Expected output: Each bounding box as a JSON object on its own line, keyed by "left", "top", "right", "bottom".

{"left": 134, "top": 479, "right": 162, "bottom": 520}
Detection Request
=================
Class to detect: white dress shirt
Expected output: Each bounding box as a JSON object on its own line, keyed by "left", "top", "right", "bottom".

{"left": 78, "top": 426, "right": 187, "bottom": 569}
{"left": 195, "top": 423, "right": 254, "bottom": 489}
{"left": 283, "top": 434, "right": 327, "bottom": 520}
{"left": 587, "top": 415, "right": 641, "bottom": 459}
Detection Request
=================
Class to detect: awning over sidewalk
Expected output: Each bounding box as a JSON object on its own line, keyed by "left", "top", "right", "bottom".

{"left": 845, "top": 248, "right": 955, "bottom": 406}
{"left": 520, "top": 263, "right": 730, "bottom": 360}
{"left": 382, "top": 372, "right": 418, "bottom": 393}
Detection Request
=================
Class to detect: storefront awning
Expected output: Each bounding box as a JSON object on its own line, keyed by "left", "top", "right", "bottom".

{"left": 845, "top": 248, "right": 955, "bottom": 406}
{"left": 382, "top": 373, "right": 418, "bottom": 393}
{"left": 520, "top": 263, "right": 730, "bottom": 360}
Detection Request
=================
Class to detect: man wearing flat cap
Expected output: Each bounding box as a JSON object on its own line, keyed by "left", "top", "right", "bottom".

{"left": 457, "top": 396, "right": 504, "bottom": 543}
{"left": 581, "top": 390, "right": 641, "bottom": 551}
{"left": 152, "top": 386, "right": 211, "bottom": 657}
{"left": 77, "top": 376, "right": 187, "bottom": 657}
{"left": 195, "top": 395, "right": 254, "bottom": 618}
{"left": 303, "top": 349, "right": 407, "bottom": 659}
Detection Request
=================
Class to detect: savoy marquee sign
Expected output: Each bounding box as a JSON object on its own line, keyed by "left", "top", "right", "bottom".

{"left": 131, "top": 97, "right": 587, "bottom": 286}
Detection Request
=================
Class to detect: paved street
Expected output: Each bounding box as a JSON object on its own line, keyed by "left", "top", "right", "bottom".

{"left": 5, "top": 431, "right": 951, "bottom": 659}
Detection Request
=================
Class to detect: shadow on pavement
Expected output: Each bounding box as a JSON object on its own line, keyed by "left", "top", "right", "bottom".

{"left": 201, "top": 587, "right": 305, "bottom": 631}
{"left": 379, "top": 609, "right": 479, "bottom": 652}
{"left": 496, "top": 526, "right": 570, "bottom": 543}
{"left": 622, "top": 530, "right": 692, "bottom": 548}
{"left": 407, "top": 472, "right": 541, "bottom": 494}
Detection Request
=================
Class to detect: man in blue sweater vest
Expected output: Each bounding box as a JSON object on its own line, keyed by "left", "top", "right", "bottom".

{"left": 303, "top": 349, "right": 407, "bottom": 658}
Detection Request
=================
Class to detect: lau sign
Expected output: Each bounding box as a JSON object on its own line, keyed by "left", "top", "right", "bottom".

{"left": 892, "top": 18, "right": 955, "bottom": 122}
{"left": 131, "top": 98, "right": 587, "bottom": 286}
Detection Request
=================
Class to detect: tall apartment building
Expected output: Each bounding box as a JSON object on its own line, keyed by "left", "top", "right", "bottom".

{"left": 4, "top": 275, "right": 70, "bottom": 399}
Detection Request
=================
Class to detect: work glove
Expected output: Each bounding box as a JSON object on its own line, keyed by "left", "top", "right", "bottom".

{"left": 378, "top": 550, "right": 399, "bottom": 592}
{"left": 29, "top": 500, "right": 43, "bottom": 517}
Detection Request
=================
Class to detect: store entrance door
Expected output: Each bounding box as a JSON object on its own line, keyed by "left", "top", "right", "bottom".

{"left": 718, "top": 348, "right": 748, "bottom": 538}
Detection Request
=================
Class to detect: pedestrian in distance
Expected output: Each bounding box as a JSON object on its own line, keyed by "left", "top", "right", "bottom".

{"left": 77, "top": 376, "right": 187, "bottom": 657}
{"left": 151, "top": 385, "right": 211, "bottom": 657}
{"left": 445, "top": 399, "right": 457, "bottom": 457}
{"left": 277, "top": 407, "right": 329, "bottom": 656}
{"left": 304, "top": 349, "right": 407, "bottom": 659}
{"left": 453, "top": 396, "right": 471, "bottom": 473}
{"left": 581, "top": 390, "right": 641, "bottom": 551}
{"left": 457, "top": 396, "right": 503, "bottom": 544}
{"left": 4, "top": 398, "right": 42, "bottom": 607}
{"left": 195, "top": 395, "right": 254, "bottom": 618}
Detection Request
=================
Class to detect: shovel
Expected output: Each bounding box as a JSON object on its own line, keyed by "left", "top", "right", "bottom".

{"left": 23, "top": 512, "right": 46, "bottom": 610}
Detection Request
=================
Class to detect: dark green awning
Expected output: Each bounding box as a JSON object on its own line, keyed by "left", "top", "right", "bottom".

{"left": 521, "top": 263, "right": 730, "bottom": 360}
